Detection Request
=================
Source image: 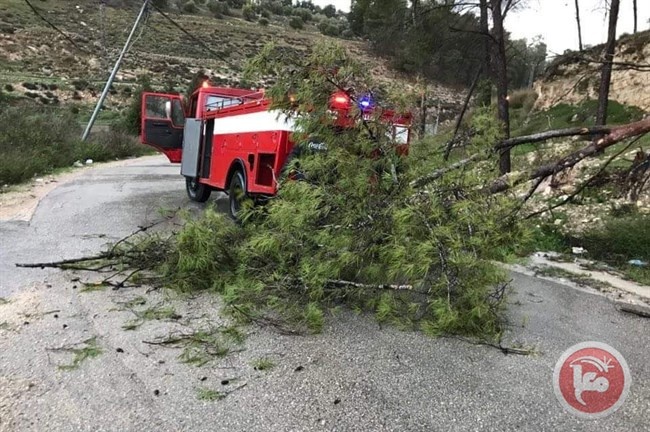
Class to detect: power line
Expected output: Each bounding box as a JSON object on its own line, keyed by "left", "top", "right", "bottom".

{"left": 98, "top": 0, "right": 108, "bottom": 69}
{"left": 149, "top": 2, "right": 227, "bottom": 61}
{"left": 127, "top": 4, "right": 151, "bottom": 51}
{"left": 23, "top": 0, "right": 90, "bottom": 53}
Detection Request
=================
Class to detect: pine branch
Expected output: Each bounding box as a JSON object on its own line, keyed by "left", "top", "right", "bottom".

{"left": 444, "top": 67, "right": 482, "bottom": 161}
{"left": 523, "top": 136, "right": 640, "bottom": 219}
{"left": 496, "top": 125, "right": 612, "bottom": 150}
{"left": 410, "top": 153, "right": 483, "bottom": 188}
{"left": 16, "top": 254, "right": 113, "bottom": 269}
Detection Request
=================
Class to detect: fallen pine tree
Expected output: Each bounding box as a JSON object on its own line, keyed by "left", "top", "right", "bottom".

{"left": 17, "top": 42, "right": 648, "bottom": 341}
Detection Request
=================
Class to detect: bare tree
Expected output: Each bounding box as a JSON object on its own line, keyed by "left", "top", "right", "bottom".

{"left": 490, "top": 0, "right": 511, "bottom": 174}
{"left": 633, "top": 0, "right": 638, "bottom": 33}
{"left": 596, "top": 0, "right": 620, "bottom": 126}
{"left": 575, "top": 0, "right": 584, "bottom": 50}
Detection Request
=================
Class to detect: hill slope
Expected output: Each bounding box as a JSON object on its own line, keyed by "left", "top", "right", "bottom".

{"left": 0, "top": 0, "right": 461, "bottom": 119}
{"left": 535, "top": 31, "right": 650, "bottom": 112}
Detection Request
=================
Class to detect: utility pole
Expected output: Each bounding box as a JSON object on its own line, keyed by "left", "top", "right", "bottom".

{"left": 82, "top": 0, "right": 150, "bottom": 141}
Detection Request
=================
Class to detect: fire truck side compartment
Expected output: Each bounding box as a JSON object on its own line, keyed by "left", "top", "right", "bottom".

{"left": 180, "top": 119, "right": 202, "bottom": 178}
{"left": 201, "top": 119, "right": 215, "bottom": 178}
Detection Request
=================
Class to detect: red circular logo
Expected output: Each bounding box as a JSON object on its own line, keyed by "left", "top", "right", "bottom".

{"left": 553, "top": 342, "right": 631, "bottom": 419}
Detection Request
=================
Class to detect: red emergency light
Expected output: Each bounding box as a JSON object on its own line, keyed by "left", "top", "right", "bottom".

{"left": 330, "top": 92, "right": 350, "bottom": 109}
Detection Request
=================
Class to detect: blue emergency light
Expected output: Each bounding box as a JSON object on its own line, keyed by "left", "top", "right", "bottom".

{"left": 358, "top": 95, "right": 373, "bottom": 110}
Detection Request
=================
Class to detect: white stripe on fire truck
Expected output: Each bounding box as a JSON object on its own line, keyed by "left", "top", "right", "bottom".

{"left": 212, "top": 110, "right": 295, "bottom": 135}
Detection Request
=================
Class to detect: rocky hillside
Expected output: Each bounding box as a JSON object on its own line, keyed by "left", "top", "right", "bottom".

{"left": 0, "top": 0, "right": 461, "bottom": 121}
{"left": 535, "top": 31, "right": 650, "bottom": 112}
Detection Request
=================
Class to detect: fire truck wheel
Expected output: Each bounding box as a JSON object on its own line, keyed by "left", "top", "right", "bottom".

{"left": 185, "top": 177, "right": 212, "bottom": 203}
{"left": 228, "top": 170, "right": 247, "bottom": 219}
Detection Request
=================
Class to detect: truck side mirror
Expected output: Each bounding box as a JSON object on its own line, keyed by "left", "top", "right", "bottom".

{"left": 164, "top": 100, "right": 173, "bottom": 120}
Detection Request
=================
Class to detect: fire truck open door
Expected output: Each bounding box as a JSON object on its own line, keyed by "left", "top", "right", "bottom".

{"left": 140, "top": 93, "right": 185, "bottom": 163}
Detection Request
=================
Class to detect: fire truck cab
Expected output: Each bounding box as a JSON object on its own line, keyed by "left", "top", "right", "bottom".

{"left": 140, "top": 84, "right": 411, "bottom": 218}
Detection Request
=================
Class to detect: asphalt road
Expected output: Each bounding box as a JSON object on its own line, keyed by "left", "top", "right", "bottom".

{"left": 0, "top": 156, "right": 648, "bottom": 432}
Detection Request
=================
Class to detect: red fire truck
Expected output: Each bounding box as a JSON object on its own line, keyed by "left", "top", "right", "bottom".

{"left": 140, "top": 84, "right": 411, "bottom": 218}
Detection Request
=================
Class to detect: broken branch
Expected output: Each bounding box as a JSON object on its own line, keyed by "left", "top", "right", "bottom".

{"left": 326, "top": 279, "right": 414, "bottom": 291}
{"left": 524, "top": 136, "right": 640, "bottom": 219}
{"left": 491, "top": 118, "right": 650, "bottom": 194}
{"left": 496, "top": 125, "right": 612, "bottom": 150}
{"left": 411, "top": 153, "right": 483, "bottom": 188}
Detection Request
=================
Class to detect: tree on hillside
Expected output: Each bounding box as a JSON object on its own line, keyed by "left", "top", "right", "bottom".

{"left": 322, "top": 4, "right": 336, "bottom": 18}
{"left": 348, "top": 0, "right": 370, "bottom": 35}
{"left": 633, "top": 0, "right": 637, "bottom": 33}
{"left": 596, "top": 0, "right": 620, "bottom": 127}
{"left": 574, "top": 0, "right": 583, "bottom": 51}
{"left": 363, "top": 0, "right": 408, "bottom": 55}
{"left": 507, "top": 37, "right": 547, "bottom": 89}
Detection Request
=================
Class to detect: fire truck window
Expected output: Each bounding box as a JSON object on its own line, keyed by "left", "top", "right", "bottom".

{"left": 394, "top": 126, "right": 409, "bottom": 144}
{"left": 171, "top": 99, "right": 185, "bottom": 127}
{"left": 145, "top": 96, "right": 168, "bottom": 119}
{"left": 205, "top": 95, "right": 241, "bottom": 111}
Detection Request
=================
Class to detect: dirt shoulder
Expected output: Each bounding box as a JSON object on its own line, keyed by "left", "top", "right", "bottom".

{"left": 0, "top": 155, "right": 162, "bottom": 223}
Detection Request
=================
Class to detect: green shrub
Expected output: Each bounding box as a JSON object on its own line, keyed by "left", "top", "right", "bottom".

{"left": 182, "top": 0, "right": 198, "bottom": 13}
{"left": 341, "top": 29, "right": 354, "bottom": 39}
{"left": 258, "top": 17, "right": 269, "bottom": 26}
{"left": 288, "top": 16, "right": 303, "bottom": 30}
{"left": 292, "top": 7, "right": 312, "bottom": 22}
{"left": 263, "top": 1, "right": 285, "bottom": 15}
{"left": 579, "top": 215, "right": 650, "bottom": 263}
{"left": 226, "top": 0, "right": 245, "bottom": 7}
{"left": 207, "top": 0, "right": 229, "bottom": 18}
{"left": 151, "top": 0, "right": 169, "bottom": 10}
{"left": 117, "top": 75, "right": 152, "bottom": 136}
{"left": 81, "top": 129, "right": 150, "bottom": 161}
{"left": 242, "top": 4, "right": 256, "bottom": 21}
{"left": 513, "top": 99, "right": 645, "bottom": 136}
{"left": 260, "top": 9, "right": 270, "bottom": 18}
{"left": 0, "top": 104, "right": 151, "bottom": 185}
{"left": 318, "top": 21, "right": 340, "bottom": 37}
{"left": 0, "top": 105, "right": 81, "bottom": 184}
{"left": 508, "top": 89, "right": 538, "bottom": 110}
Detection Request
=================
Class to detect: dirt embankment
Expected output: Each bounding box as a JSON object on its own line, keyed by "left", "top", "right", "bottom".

{"left": 535, "top": 31, "right": 650, "bottom": 111}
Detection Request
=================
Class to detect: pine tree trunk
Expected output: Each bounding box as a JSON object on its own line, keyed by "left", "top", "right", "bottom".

{"left": 633, "top": 0, "right": 637, "bottom": 33}
{"left": 411, "top": 0, "right": 419, "bottom": 25}
{"left": 490, "top": 0, "right": 511, "bottom": 174}
{"left": 479, "top": 0, "right": 491, "bottom": 106}
{"left": 574, "top": 0, "right": 583, "bottom": 51}
{"left": 596, "top": 0, "right": 620, "bottom": 126}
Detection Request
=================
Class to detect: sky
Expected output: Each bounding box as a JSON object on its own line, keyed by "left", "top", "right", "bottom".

{"left": 311, "top": 0, "right": 650, "bottom": 57}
